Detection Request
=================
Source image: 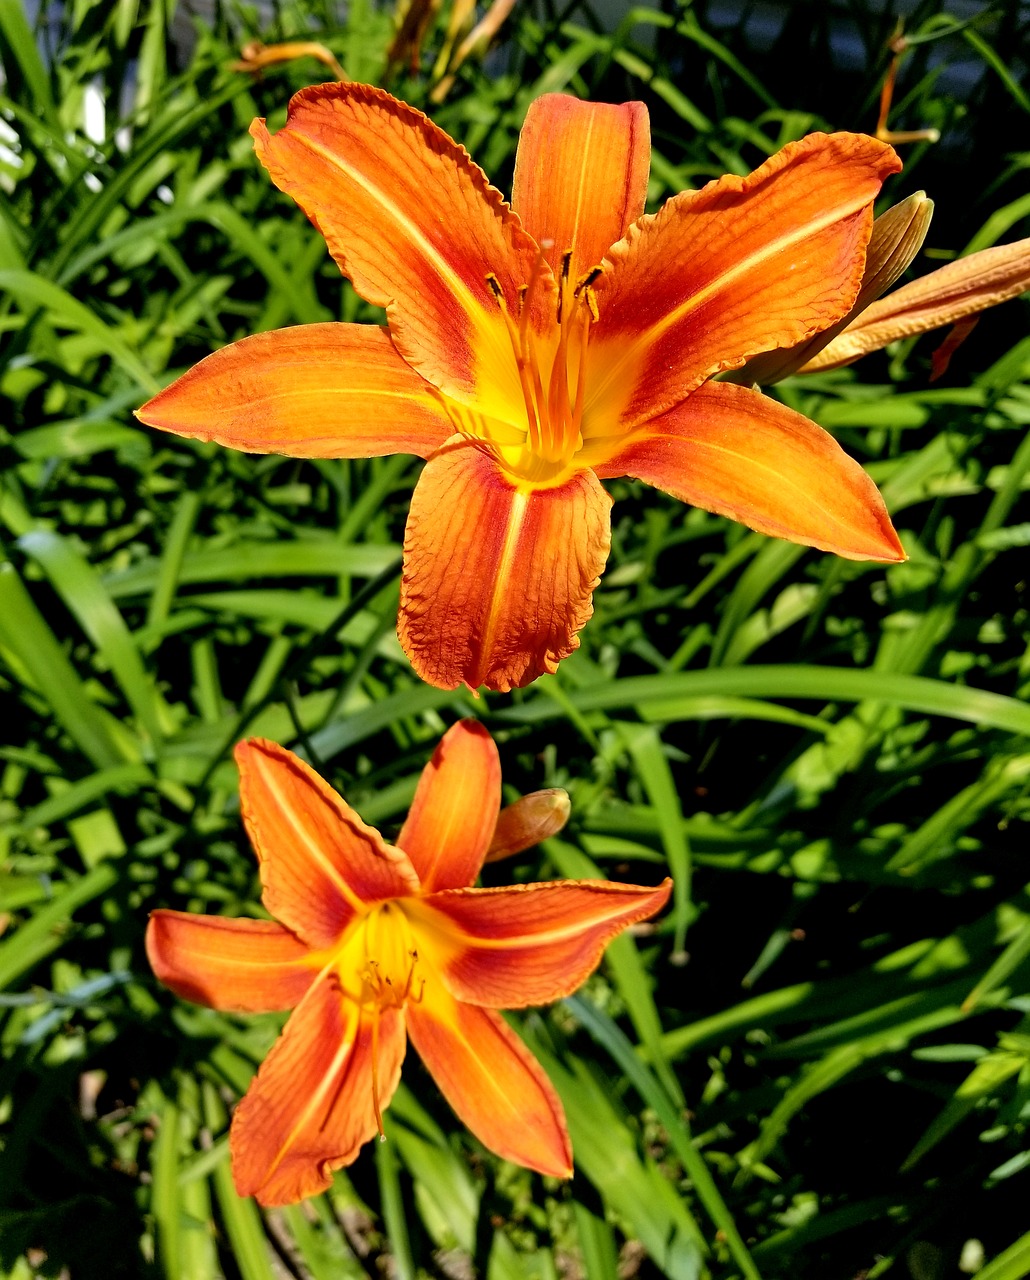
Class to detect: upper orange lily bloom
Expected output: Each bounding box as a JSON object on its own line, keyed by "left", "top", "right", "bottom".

{"left": 137, "top": 83, "right": 906, "bottom": 692}
{"left": 146, "top": 722, "right": 671, "bottom": 1205}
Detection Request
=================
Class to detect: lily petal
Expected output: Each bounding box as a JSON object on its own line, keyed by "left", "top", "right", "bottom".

{"left": 251, "top": 82, "right": 551, "bottom": 421}
{"left": 415, "top": 878, "right": 672, "bottom": 1006}
{"left": 737, "top": 191, "right": 934, "bottom": 385}
{"left": 146, "top": 912, "right": 315, "bottom": 1012}
{"left": 485, "top": 789, "right": 571, "bottom": 862}
{"left": 800, "top": 235, "right": 1030, "bottom": 372}
{"left": 237, "top": 739, "right": 420, "bottom": 949}
{"left": 397, "top": 720, "right": 501, "bottom": 892}
{"left": 136, "top": 325, "right": 454, "bottom": 458}
{"left": 398, "top": 440, "right": 612, "bottom": 691}
{"left": 231, "top": 977, "right": 405, "bottom": 1205}
{"left": 593, "top": 381, "right": 904, "bottom": 562}
{"left": 406, "top": 988, "right": 571, "bottom": 1177}
{"left": 511, "top": 94, "right": 650, "bottom": 284}
{"left": 588, "top": 132, "right": 901, "bottom": 429}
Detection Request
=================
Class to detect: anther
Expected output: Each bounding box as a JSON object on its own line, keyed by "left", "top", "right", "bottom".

{"left": 573, "top": 266, "right": 602, "bottom": 297}
{"left": 485, "top": 272, "right": 504, "bottom": 302}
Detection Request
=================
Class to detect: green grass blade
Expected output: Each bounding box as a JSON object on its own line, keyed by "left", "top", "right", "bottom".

{"left": 567, "top": 995, "right": 763, "bottom": 1280}
{"left": 0, "top": 562, "right": 129, "bottom": 769}
{"left": 0, "top": 863, "right": 118, "bottom": 989}
{"left": 0, "top": 0, "right": 58, "bottom": 128}
{"left": 19, "top": 530, "right": 166, "bottom": 752}
{"left": 974, "top": 1228, "right": 1030, "bottom": 1280}
{"left": 376, "top": 1134, "right": 415, "bottom": 1280}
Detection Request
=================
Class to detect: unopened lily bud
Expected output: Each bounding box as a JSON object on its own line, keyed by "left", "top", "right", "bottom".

{"left": 231, "top": 39, "right": 347, "bottom": 81}
{"left": 485, "top": 788, "right": 571, "bottom": 862}
{"left": 802, "top": 232, "right": 1030, "bottom": 373}
{"left": 735, "top": 191, "right": 934, "bottom": 385}
{"left": 853, "top": 191, "right": 936, "bottom": 310}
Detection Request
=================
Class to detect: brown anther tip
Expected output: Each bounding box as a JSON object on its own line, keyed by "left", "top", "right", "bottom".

{"left": 574, "top": 266, "right": 602, "bottom": 296}
{"left": 485, "top": 273, "right": 503, "bottom": 301}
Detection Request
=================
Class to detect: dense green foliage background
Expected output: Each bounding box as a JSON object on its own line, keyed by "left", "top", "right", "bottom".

{"left": 2, "top": 0, "right": 1030, "bottom": 1276}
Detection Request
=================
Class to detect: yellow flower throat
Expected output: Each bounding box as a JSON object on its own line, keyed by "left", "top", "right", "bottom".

{"left": 344, "top": 901, "right": 424, "bottom": 1138}
{"left": 485, "top": 250, "right": 601, "bottom": 483}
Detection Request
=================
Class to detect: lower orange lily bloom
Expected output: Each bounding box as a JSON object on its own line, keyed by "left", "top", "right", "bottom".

{"left": 138, "top": 83, "right": 906, "bottom": 693}
{"left": 146, "top": 722, "right": 671, "bottom": 1205}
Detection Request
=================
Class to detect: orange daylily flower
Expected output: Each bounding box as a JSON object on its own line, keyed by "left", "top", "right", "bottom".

{"left": 146, "top": 722, "right": 671, "bottom": 1205}
{"left": 137, "top": 84, "right": 906, "bottom": 692}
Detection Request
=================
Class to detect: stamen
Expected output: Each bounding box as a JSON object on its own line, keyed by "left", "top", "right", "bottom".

{"left": 571, "top": 296, "right": 593, "bottom": 435}
{"left": 483, "top": 253, "right": 599, "bottom": 473}
{"left": 485, "top": 269, "right": 546, "bottom": 455}
{"left": 400, "top": 950, "right": 418, "bottom": 1001}
{"left": 556, "top": 250, "right": 572, "bottom": 324}
{"left": 370, "top": 1003, "right": 385, "bottom": 1140}
{"left": 519, "top": 251, "right": 547, "bottom": 346}
{"left": 547, "top": 304, "right": 575, "bottom": 446}
{"left": 485, "top": 271, "right": 544, "bottom": 452}
{"left": 573, "top": 266, "right": 602, "bottom": 299}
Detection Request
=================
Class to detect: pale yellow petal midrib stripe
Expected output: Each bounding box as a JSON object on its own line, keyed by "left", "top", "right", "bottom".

{"left": 243, "top": 387, "right": 443, "bottom": 409}
{"left": 570, "top": 113, "right": 595, "bottom": 267}
{"left": 191, "top": 945, "right": 307, "bottom": 971}
{"left": 641, "top": 189, "right": 877, "bottom": 348}
{"left": 257, "top": 761, "right": 366, "bottom": 915}
{"left": 293, "top": 130, "right": 488, "bottom": 319}
{"left": 591, "top": 189, "right": 878, "bottom": 428}
{"left": 264, "top": 978, "right": 360, "bottom": 1183}
{"left": 477, "top": 486, "right": 528, "bottom": 682}
{"left": 426, "top": 903, "right": 644, "bottom": 952}
{"left": 654, "top": 432, "right": 862, "bottom": 532}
